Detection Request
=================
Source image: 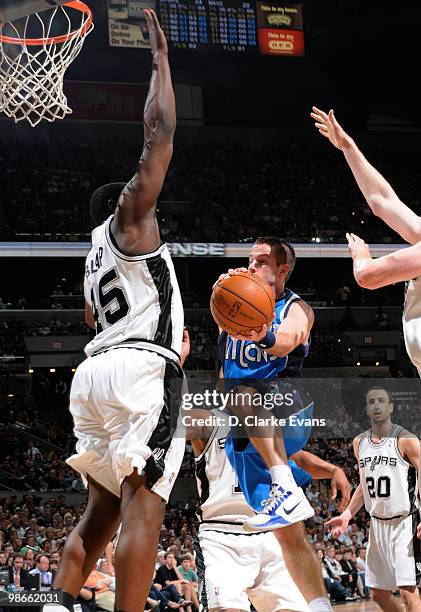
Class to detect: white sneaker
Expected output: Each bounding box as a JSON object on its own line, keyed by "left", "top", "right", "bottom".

{"left": 243, "top": 485, "right": 314, "bottom": 532}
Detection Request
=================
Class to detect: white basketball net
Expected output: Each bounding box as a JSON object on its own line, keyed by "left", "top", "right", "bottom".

{"left": 0, "top": 2, "right": 93, "bottom": 127}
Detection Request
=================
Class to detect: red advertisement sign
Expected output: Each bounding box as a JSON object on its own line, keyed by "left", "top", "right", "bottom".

{"left": 258, "top": 28, "right": 304, "bottom": 56}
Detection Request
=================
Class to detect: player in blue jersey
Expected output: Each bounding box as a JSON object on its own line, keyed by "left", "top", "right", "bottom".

{"left": 217, "top": 237, "right": 315, "bottom": 528}
{"left": 215, "top": 237, "right": 334, "bottom": 612}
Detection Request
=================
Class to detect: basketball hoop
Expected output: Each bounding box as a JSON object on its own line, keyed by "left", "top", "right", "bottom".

{"left": 0, "top": 1, "right": 94, "bottom": 127}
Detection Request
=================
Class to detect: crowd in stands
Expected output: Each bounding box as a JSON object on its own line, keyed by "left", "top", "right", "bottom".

{"left": 0, "top": 438, "right": 373, "bottom": 609}
{"left": 1, "top": 138, "right": 420, "bottom": 243}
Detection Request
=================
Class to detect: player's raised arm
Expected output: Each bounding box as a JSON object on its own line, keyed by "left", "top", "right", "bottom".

{"left": 347, "top": 232, "right": 421, "bottom": 289}
{"left": 311, "top": 106, "right": 421, "bottom": 245}
{"left": 111, "top": 9, "right": 176, "bottom": 255}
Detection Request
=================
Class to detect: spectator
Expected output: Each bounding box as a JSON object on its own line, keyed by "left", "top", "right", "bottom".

{"left": 20, "top": 533, "right": 41, "bottom": 555}
{"left": 177, "top": 554, "right": 199, "bottom": 611}
{"left": 318, "top": 549, "right": 354, "bottom": 603}
{"left": 155, "top": 552, "right": 192, "bottom": 610}
{"left": 0, "top": 551, "right": 7, "bottom": 568}
{"left": 8, "top": 554, "right": 28, "bottom": 588}
{"left": 356, "top": 548, "right": 369, "bottom": 597}
{"left": 29, "top": 554, "right": 52, "bottom": 586}
{"left": 336, "top": 285, "right": 351, "bottom": 305}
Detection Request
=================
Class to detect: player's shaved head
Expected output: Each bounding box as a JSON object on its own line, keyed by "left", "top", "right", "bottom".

{"left": 90, "top": 182, "right": 126, "bottom": 226}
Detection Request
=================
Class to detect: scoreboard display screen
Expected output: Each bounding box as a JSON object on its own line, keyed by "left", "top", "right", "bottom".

{"left": 159, "top": 0, "right": 258, "bottom": 52}
{"left": 108, "top": 0, "right": 304, "bottom": 55}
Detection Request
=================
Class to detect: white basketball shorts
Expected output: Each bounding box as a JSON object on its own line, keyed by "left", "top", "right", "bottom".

{"left": 196, "top": 529, "right": 309, "bottom": 612}
{"left": 67, "top": 347, "right": 185, "bottom": 501}
{"left": 366, "top": 513, "right": 421, "bottom": 589}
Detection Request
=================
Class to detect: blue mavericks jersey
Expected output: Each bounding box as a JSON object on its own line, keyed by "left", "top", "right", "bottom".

{"left": 219, "top": 288, "right": 308, "bottom": 380}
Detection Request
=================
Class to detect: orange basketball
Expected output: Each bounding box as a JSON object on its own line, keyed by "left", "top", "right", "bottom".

{"left": 210, "top": 272, "right": 275, "bottom": 337}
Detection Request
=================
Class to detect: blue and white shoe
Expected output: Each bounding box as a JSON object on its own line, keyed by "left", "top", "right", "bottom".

{"left": 243, "top": 484, "right": 314, "bottom": 532}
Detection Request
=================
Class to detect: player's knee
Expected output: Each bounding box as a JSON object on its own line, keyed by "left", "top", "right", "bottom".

{"left": 399, "top": 587, "right": 418, "bottom": 605}
{"left": 371, "top": 588, "right": 391, "bottom": 603}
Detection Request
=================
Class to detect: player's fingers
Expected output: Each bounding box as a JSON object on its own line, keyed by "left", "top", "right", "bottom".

{"left": 329, "top": 109, "right": 340, "bottom": 127}
{"left": 314, "top": 122, "right": 327, "bottom": 130}
{"left": 310, "top": 112, "right": 325, "bottom": 122}
{"left": 312, "top": 106, "right": 329, "bottom": 122}
{"left": 150, "top": 9, "right": 162, "bottom": 32}
{"left": 331, "top": 484, "right": 337, "bottom": 500}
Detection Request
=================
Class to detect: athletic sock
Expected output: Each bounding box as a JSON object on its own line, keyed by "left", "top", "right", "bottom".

{"left": 309, "top": 597, "right": 333, "bottom": 612}
{"left": 269, "top": 464, "right": 299, "bottom": 492}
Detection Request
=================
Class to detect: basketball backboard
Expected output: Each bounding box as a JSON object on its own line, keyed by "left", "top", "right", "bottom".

{"left": 0, "top": 0, "right": 67, "bottom": 23}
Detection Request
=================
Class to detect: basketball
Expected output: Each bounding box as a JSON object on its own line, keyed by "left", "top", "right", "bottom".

{"left": 210, "top": 272, "right": 275, "bottom": 337}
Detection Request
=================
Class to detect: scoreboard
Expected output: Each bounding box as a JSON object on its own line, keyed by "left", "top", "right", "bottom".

{"left": 107, "top": 0, "right": 304, "bottom": 56}
{"left": 159, "top": 0, "right": 257, "bottom": 53}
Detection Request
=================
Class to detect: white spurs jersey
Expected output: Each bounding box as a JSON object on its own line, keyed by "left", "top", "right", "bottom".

{"left": 195, "top": 423, "right": 254, "bottom": 534}
{"left": 403, "top": 278, "right": 421, "bottom": 374}
{"left": 359, "top": 424, "right": 418, "bottom": 519}
{"left": 84, "top": 216, "right": 183, "bottom": 361}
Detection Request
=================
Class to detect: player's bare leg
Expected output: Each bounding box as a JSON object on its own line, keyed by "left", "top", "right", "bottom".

{"left": 274, "top": 522, "right": 329, "bottom": 606}
{"left": 399, "top": 586, "right": 421, "bottom": 612}
{"left": 370, "top": 588, "right": 404, "bottom": 612}
{"left": 114, "top": 469, "right": 166, "bottom": 612}
{"left": 51, "top": 476, "right": 120, "bottom": 604}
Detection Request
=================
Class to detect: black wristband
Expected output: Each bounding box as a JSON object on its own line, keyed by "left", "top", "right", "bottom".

{"left": 256, "top": 330, "right": 276, "bottom": 349}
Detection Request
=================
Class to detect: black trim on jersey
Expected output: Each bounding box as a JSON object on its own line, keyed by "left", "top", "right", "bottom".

{"left": 407, "top": 465, "right": 418, "bottom": 516}
{"left": 368, "top": 424, "right": 397, "bottom": 447}
{"left": 146, "top": 254, "right": 173, "bottom": 350}
{"left": 92, "top": 338, "right": 180, "bottom": 360}
{"left": 194, "top": 426, "right": 220, "bottom": 463}
{"left": 201, "top": 519, "right": 245, "bottom": 526}
{"left": 281, "top": 291, "right": 300, "bottom": 321}
{"left": 144, "top": 358, "right": 183, "bottom": 490}
{"left": 199, "top": 526, "right": 258, "bottom": 535}
{"left": 395, "top": 426, "right": 417, "bottom": 468}
{"left": 372, "top": 514, "right": 403, "bottom": 521}
{"left": 195, "top": 455, "right": 210, "bottom": 521}
{"left": 218, "top": 330, "right": 228, "bottom": 364}
{"left": 193, "top": 537, "right": 209, "bottom": 612}
{"left": 412, "top": 512, "right": 421, "bottom": 584}
{"left": 106, "top": 217, "right": 165, "bottom": 261}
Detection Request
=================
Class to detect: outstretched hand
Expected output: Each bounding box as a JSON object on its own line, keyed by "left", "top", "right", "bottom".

{"left": 346, "top": 232, "right": 372, "bottom": 261}
{"left": 310, "top": 107, "right": 352, "bottom": 151}
{"left": 325, "top": 511, "right": 351, "bottom": 539}
{"left": 143, "top": 9, "right": 168, "bottom": 56}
